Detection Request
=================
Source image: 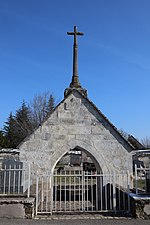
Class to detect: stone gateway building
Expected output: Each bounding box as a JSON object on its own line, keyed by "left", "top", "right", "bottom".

{"left": 3, "top": 26, "right": 150, "bottom": 219}
{"left": 19, "top": 87, "right": 133, "bottom": 174}
{"left": 16, "top": 26, "right": 137, "bottom": 215}
{"left": 1, "top": 26, "right": 150, "bottom": 219}
{"left": 19, "top": 26, "right": 133, "bottom": 176}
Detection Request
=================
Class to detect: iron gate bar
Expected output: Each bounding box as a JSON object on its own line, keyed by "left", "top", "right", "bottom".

{"left": 0, "top": 163, "right": 30, "bottom": 197}
{"left": 35, "top": 171, "right": 131, "bottom": 215}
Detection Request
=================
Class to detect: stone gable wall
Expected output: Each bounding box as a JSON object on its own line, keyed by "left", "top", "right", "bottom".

{"left": 19, "top": 91, "right": 132, "bottom": 176}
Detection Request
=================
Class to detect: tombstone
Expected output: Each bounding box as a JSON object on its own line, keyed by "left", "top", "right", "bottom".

{"left": 70, "top": 150, "right": 82, "bottom": 166}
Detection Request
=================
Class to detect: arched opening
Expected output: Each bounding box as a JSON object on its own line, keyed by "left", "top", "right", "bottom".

{"left": 54, "top": 146, "right": 102, "bottom": 174}
{"left": 52, "top": 146, "right": 103, "bottom": 212}
{"left": 36, "top": 145, "right": 130, "bottom": 214}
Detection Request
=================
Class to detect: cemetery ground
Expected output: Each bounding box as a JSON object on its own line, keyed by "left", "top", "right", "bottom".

{"left": 0, "top": 218, "right": 150, "bottom": 225}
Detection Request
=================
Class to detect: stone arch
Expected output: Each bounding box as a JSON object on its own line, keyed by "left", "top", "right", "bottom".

{"left": 51, "top": 139, "right": 109, "bottom": 175}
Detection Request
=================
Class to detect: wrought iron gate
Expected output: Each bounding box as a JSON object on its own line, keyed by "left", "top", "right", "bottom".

{"left": 36, "top": 170, "right": 131, "bottom": 215}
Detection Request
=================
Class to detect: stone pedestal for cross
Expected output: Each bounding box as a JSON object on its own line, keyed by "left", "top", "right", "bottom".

{"left": 64, "top": 26, "right": 87, "bottom": 97}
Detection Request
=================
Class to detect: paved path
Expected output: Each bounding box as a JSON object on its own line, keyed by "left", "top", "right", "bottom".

{"left": 1, "top": 218, "right": 150, "bottom": 225}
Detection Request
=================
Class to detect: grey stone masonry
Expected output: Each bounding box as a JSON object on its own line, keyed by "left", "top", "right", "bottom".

{"left": 19, "top": 90, "right": 133, "bottom": 179}
{"left": 0, "top": 197, "right": 35, "bottom": 219}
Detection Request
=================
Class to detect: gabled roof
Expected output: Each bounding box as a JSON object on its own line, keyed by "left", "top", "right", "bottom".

{"left": 18, "top": 88, "right": 134, "bottom": 152}
{"left": 68, "top": 89, "right": 134, "bottom": 152}
{"left": 128, "top": 135, "right": 145, "bottom": 150}
{"left": 18, "top": 26, "right": 134, "bottom": 153}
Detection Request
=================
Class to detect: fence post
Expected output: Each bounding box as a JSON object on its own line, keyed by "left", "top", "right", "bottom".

{"left": 113, "top": 172, "right": 116, "bottom": 213}
{"left": 50, "top": 173, "right": 53, "bottom": 215}
{"left": 35, "top": 173, "right": 39, "bottom": 215}
{"left": 135, "top": 164, "right": 138, "bottom": 195}
{"left": 82, "top": 171, "right": 85, "bottom": 212}
{"left": 127, "top": 170, "right": 130, "bottom": 214}
{"left": 27, "top": 163, "right": 31, "bottom": 198}
{"left": 3, "top": 164, "right": 6, "bottom": 194}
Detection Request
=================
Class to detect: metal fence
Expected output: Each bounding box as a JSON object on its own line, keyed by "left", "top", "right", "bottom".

{"left": 0, "top": 162, "right": 31, "bottom": 197}
{"left": 36, "top": 170, "right": 131, "bottom": 215}
{"left": 134, "top": 164, "right": 150, "bottom": 195}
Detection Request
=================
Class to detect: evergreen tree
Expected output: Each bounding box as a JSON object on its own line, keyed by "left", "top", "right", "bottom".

{"left": 14, "top": 101, "right": 33, "bottom": 146}
{"left": 3, "top": 102, "right": 33, "bottom": 148}
{"left": 3, "top": 112, "right": 18, "bottom": 148}
{"left": 0, "top": 130, "right": 9, "bottom": 148}
{"left": 2, "top": 92, "right": 55, "bottom": 148}
{"left": 45, "top": 94, "right": 55, "bottom": 118}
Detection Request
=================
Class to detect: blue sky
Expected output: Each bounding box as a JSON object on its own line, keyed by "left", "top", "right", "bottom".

{"left": 0, "top": 0, "right": 150, "bottom": 139}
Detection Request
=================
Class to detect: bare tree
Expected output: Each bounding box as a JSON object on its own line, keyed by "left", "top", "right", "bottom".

{"left": 141, "top": 136, "right": 150, "bottom": 149}
{"left": 29, "top": 92, "right": 55, "bottom": 128}
{"left": 119, "top": 129, "right": 129, "bottom": 140}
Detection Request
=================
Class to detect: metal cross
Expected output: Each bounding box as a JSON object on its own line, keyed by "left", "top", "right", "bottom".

{"left": 67, "top": 26, "right": 84, "bottom": 88}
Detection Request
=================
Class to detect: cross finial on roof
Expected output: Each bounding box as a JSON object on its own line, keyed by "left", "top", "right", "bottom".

{"left": 67, "top": 26, "right": 84, "bottom": 88}
{"left": 64, "top": 26, "right": 87, "bottom": 98}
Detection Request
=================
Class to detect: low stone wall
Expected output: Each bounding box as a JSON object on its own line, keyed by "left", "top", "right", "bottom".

{"left": 130, "top": 195, "right": 150, "bottom": 219}
{"left": 0, "top": 196, "right": 35, "bottom": 219}
{"left": 0, "top": 194, "right": 150, "bottom": 219}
